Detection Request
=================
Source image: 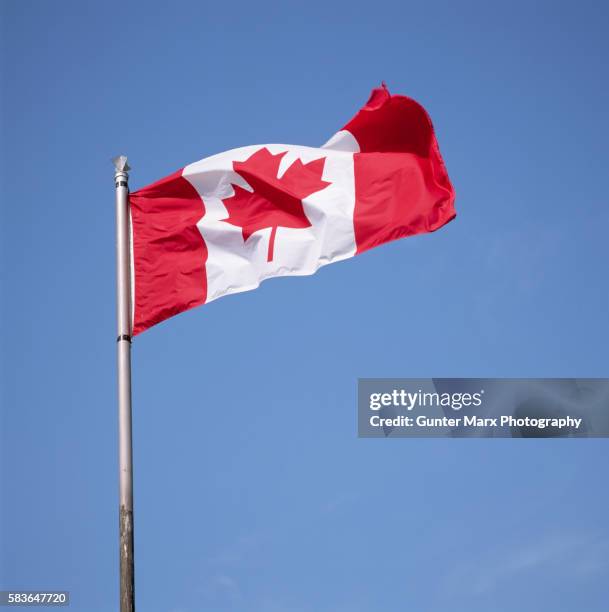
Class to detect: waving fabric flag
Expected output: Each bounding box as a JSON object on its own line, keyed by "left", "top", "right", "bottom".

{"left": 129, "top": 85, "right": 456, "bottom": 334}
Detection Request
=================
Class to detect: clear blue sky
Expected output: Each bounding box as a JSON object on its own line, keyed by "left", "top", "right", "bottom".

{"left": 1, "top": 1, "right": 608, "bottom": 611}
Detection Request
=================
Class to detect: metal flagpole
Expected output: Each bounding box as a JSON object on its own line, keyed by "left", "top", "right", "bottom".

{"left": 113, "top": 155, "right": 135, "bottom": 612}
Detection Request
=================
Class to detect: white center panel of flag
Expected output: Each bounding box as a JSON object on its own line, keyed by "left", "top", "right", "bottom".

{"left": 183, "top": 143, "right": 357, "bottom": 304}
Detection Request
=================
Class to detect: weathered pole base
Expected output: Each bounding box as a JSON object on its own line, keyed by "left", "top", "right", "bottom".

{"left": 120, "top": 505, "right": 135, "bottom": 612}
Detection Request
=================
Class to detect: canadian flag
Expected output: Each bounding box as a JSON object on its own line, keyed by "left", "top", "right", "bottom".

{"left": 129, "top": 85, "right": 455, "bottom": 334}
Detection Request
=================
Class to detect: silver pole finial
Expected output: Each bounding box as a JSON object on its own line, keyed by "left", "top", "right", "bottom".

{"left": 112, "top": 155, "right": 131, "bottom": 174}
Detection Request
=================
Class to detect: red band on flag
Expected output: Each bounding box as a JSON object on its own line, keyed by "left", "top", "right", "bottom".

{"left": 129, "top": 170, "right": 208, "bottom": 335}
{"left": 343, "top": 85, "right": 456, "bottom": 254}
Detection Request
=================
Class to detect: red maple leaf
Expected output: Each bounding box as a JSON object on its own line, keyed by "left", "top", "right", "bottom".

{"left": 221, "top": 147, "right": 330, "bottom": 262}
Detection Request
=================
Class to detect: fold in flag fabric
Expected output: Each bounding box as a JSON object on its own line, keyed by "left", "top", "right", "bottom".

{"left": 129, "top": 85, "right": 456, "bottom": 335}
